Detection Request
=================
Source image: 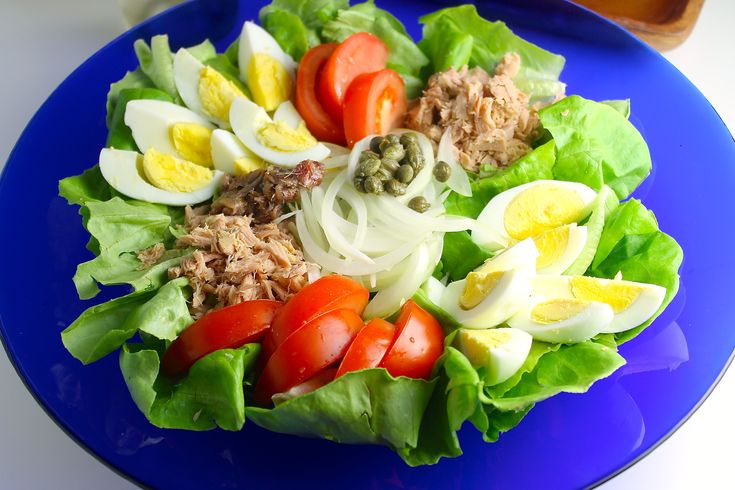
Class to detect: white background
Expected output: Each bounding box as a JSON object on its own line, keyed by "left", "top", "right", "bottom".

{"left": 0, "top": 1, "right": 733, "bottom": 488}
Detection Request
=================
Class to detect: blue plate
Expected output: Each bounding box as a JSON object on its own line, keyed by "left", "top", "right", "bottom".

{"left": 1, "top": 0, "right": 733, "bottom": 488}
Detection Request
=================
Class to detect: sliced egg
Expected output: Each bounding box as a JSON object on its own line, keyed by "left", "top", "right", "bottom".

{"left": 142, "top": 148, "right": 214, "bottom": 192}
{"left": 238, "top": 21, "right": 296, "bottom": 111}
{"left": 230, "top": 97, "right": 330, "bottom": 167}
{"left": 507, "top": 297, "right": 614, "bottom": 343}
{"left": 98, "top": 148, "right": 223, "bottom": 206}
{"left": 210, "top": 129, "right": 265, "bottom": 175}
{"left": 473, "top": 238, "right": 539, "bottom": 277}
{"left": 441, "top": 269, "right": 532, "bottom": 329}
{"left": 531, "top": 275, "right": 666, "bottom": 333}
{"left": 455, "top": 328, "right": 532, "bottom": 386}
{"left": 124, "top": 99, "right": 214, "bottom": 167}
{"left": 472, "top": 180, "right": 597, "bottom": 250}
{"left": 533, "top": 223, "right": 588, "bottom": 275}
{"left": 173, "top": 48, "right": 247, "bottom": 127}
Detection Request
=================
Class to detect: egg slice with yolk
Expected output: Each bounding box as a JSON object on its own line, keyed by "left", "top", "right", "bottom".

{"left": 238, "top": 21, "right": 296, "bottom": 111}
{"left": 210, "top": 129, "right": 265, "bottom": 175}
{"left": 454, "top": 327, "right": 532, "bottom": 386}
{"left": 531, "top": 275, "right": 666, "bottom": 333}
{"left": 174, "top": 48, "right": 248, "bottom": 127}
{"left": 533, "top": 223, "right": 588, "bottom": 275}
{"left": 230, "top": 97, "right": 330, "bottom": 167}
{"left": 98, "top": 148, "right": 223, "bottom": 206}
{"left": 507, "top": 297, "right": 614, "bottom": 343}
{"left": 472, "top": 180, "right": 597, "bottom": 250}
{"left": 124, "top": 99, "right": 214, "bottom": 167}
{"left": 473, "top": 238, "right": 539, "bottom": 277}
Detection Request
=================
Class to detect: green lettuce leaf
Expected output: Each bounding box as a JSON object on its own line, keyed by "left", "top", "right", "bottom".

{"left": 120, "top": 343, "right": 260, "bottom": 431}
{"left": 538, "top": 95, "right": 651, "bottom": 199}
{"left": 589, "top": 200, "right": 683, "bottom": 343}
{"left": 601, "top": 99, "right": 631, "bottom": 118}
{"left": 106, "top": 69, "right": 154, "bottom": 126}
{"left": 246, "top": 368, "right": 435, "bottom": 453}
{"left": 61, "top": 278, "right": 191, "bottom": 364}
{"left": 440, "top": 231, "right": 494, "bottom": 281}
{"left": 134, "top": 35, "right": 179, "bottom": 102}
{"left": 419, "top": 5, "right": 565, "bottom": 99}
{"left": 59, "top": 166, "right": 114, "bottom": 206}
{"left": 106, "top": 87, "right": 173, "bottom": 151}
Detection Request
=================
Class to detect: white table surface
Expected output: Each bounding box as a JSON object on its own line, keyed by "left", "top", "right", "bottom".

{"left": 0, "top": 1, "right": 733, "bottom": 488}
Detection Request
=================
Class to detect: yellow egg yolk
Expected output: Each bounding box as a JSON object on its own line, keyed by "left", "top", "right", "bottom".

{"left": 504, "top": 185, "right": 588, "bottom": 240}
{"left": 570, "top": 276, "right": 643, "bottom": 313}
{"left": 248, "top": 53, "right": 292, "bottom": 111}
{"left": 170, "top": 123, "right": 213, "bottom": 167}
{"left": 198, "top": 66, "right": 246, "bottom": 123}
{"left": 256, "top": 120, "right": 317, "bottom": 152}
{"left": 142, "top": 149, "right": 213, "bottom": 193}
{"left": 233, "top": 156, "right": 266, "bottom": 175}
{"left": 460, "top": 271, "right": 505, "bottom": 310}
{"left": 533, "top": 225, "right": 571, "bottom": 269}
{"left": 531, "top": 298, "right": 591, "bottom": 324}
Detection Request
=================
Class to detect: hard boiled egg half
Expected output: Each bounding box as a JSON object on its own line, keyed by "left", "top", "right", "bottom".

{"left": 238, "top": 21, "right": 296, "bottom": 111}
{"left": 230, "top": 97, "right": 330, "bottom": 167}
{"left": 124, "top": 99, "right": 214, "bottom": 167}
{"left": 99, "top": 148, "right": 223, "bottom": 206}
{"left": 174, "top": 48, "right": 248, "bottom": 128}
{"left": 472, "top": 180, "right": 597, "bottom": 251}
{"left": 530, "top": 274, "right": 666, "bottom": 333}
{"left": 440, "top": 239, "right": 538, "bottom": 329}
{"left": 210, "top": 129, "right": 265, "bottom": 175}
{"left": 454, "top": 328, "right": 532, "bottom": 386}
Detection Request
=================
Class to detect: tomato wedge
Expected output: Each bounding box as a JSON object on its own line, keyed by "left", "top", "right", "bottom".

{"left": 271, "top": 368, "right": 337, "bottom": 405}
{"left": 295, "top": 43, "right": 346, "bottom": 145}
{"left": 162, "top": 300, "right": 282, "bottom": 376}
{"left": 318, "top": 32, "right": 389, "bottom": 124}
{"left": 343, "top": 69, "right": 407, "bottom": 147}
{"left": 379, "top": 300, "right": 444, "bottom": 380}
{"left": 335, "top": 318, "right": 396, "bottom": 378}
{"left": 269, "top": 275, "right": 369, "bottom": 347}
{"left": 254, "top": 309, "right": 364, "bottom": 405}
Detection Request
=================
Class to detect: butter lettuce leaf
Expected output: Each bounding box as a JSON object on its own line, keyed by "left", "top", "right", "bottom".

{"left": 440, "top": 231, "right": 494, "bottom": 281}
{"left": 120, "top": 343, "right": 260, "bottom": 431}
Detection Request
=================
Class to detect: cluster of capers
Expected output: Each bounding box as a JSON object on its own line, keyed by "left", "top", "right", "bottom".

{"left": 353, "top": 133, "right": 425, "bottom": 197}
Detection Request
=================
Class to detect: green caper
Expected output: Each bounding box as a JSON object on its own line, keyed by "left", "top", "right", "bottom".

{"left": 356, "top": 155, "right": 382, "bottom": 177}
{"left": 381, "top": 158, "right": 400, "bottom": 173}
{"left": 364, "top": 175, "right": 384, "bottom": 195}
{"left": 385, "top": 179, "right": 407, "bottom": 196}
{"left": 353, "top": 176, "right": 366, "bottom": 193}
{"left": 369, "top": 136, "right": 384, "bottom": 154}
{"left": 404, "top": 142, "right": 424, "bottom": 170}
{"left": 376, "top": 167, "right": 393, "bottom": 182}
{"left": 396, "top": 164, "right": 414, "bottom": 183}
{"left": 408, "top": 196, "right": 430, "bottom": 213}
{"left": 433, "top": 161, "right": 452, "bottom": 183}
{"left": 379, "top": 134, "right": 400, "bottom": 152}
{"left": 399, "top": 132, "right": 418, "bottom": 147}
{"left": 382, "top": 144, "right": 405, "bottom": 161}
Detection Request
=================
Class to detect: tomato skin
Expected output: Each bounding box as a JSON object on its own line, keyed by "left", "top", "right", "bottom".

{"left": 162, "top": 300, "right": 282, "bottom": 376}
{"left": 343, "top": 69, "right": 407, "bottom": 147}
{"left": 318, "top": 32, "right": 389, "bottom": 124}
{"left": 254, "top": 309, "right": 364, "bottom": 405}
{"left": 269, "top": 275, "right": 369, "bottom": 347}
{"left": 379, "top": 300, "right": 444, "bottom": 380}
{"left": 295, "top": 43, "right": 346, "bottom": 145}
{"left": 336, "top": 318, "right": 396, "bottom": 378}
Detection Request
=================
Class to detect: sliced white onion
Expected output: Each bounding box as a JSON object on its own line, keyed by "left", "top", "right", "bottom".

{"left": 437, "top": 129, "right": 472, "bottom": 197}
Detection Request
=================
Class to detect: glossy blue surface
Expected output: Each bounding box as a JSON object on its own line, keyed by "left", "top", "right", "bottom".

{"left": 1, "top": 0, "right": 733, "bottom": 488}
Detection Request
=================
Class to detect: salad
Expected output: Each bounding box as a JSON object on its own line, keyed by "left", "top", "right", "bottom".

{"left": 58, "top": 0, "right": 683, "bottom": 466}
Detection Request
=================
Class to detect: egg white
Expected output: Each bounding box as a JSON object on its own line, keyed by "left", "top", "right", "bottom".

{"left": 507, "top": 298, "right": 614, "bottom": 343}
{"left": 474, "top": 238, "right": 539, "bottom": 277}
{"left": 238, "top": 21, "right": 296, "bottom": 85}
{"left": 535, "top": 223, "right": 588, "bottom": 275}
{"left": 98, "top": 148, "right": 223, "bottom": 206}
{"left": 173, "top": 48, "right": 233, "bottom": 128}
{"left": 455, "top": 327, "right": 532, "bottom": 386}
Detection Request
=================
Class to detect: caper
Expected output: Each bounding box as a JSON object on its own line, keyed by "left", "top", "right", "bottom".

{"left": 353, "top": 176, "right": 366, "bottom": 193}
{"left": 356, "top": 155, "right": 382, "bottom": 177}
{"left": 376, "top": 167, "right": 393, "bottom": 182}
{"left": 382, "top": 144, "right": 405, "bottom": 162}
{"left": 364, "top": 175, "right": 384, "bottom": 195}
{"left": 369, "top": 136, "right": 384, "bottom": 154}
{"left": 396, "top": 164, "right": 414, "bottom": 183}
{"left": 399, "top": 132, "right": 418, "bottom": 147}
{"left": 379, "top": 134, "right": 400, "bottom": 152}
{"left": 381, "top": 158, "right": 400, "bottom": 173}
{"left": 433, "top": 161, "right": 452, "bottom": 183}
{"left": 385, "top": 179, "right": 407, "bottom": 196}
{"left": 404, "top": 142, "right": 424, "bottom": 170}
{"left": 408, "top": 196, "right": 430, "bottom": 213}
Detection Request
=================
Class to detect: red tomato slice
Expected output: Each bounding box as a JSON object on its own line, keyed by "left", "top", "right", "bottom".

{"left": 295, "top": 43, "right": 346, "bottom": 145}
{"left": 269, "top": 275, "right": 369, "bottom": 347}
{"left": 162, "top": 300, "right": 282, "bottom": 376}
{"left": 318, "top": 32, "right": 389, "bottom": 124}
{"left": 272, "top": 368, "right": 337, "bottom": 404}
{"left": 343, "top": 69, "right": 407, "bottom": 147}
{"left": 254, "top": 309, "right": 364, "bottom": 405}
{"left": 379, "top": 300, "right": 444, "bottom": 380}
{"left": 335, "top": 318, "right": 396, "bottom": 378}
